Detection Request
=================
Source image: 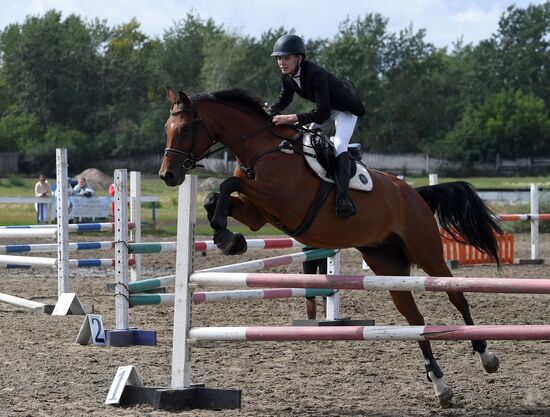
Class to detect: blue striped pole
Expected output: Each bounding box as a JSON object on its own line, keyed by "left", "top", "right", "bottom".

{"left": 0, "top": 241, "right": 115, "bottom": 254}
{"left": 0, "top": 254, "right": 135, "bottom": 268}
{"left": 0, "top": 222, "right": 136, "bottom": 230}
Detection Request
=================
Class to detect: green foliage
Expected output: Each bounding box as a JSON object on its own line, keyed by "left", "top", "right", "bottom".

{"left": 495, "top": 4, "right": 550, "bottom": 105}
{"left": 436, "top": 90, "right": 550, "bottom": 164}
{"left": 0, "top": 174, "right": 25, "bottom": 187}
{"left": 0, "top": 113, "right": 41, "bottom": 151}
{"left": 18, "top": 124, "right": 91, "bottom": 174}
{"left": 162, "top": 12, "right": 223, "bottom": 91}
{"left": 0, "top": 11, "right": 104, "bottom": 129}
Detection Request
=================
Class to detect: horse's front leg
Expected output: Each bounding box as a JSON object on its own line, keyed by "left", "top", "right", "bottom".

{"left": 205, "top": 176, "right": 265, "bottom": 255}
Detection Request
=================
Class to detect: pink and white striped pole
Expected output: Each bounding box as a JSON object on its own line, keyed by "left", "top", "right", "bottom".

{"left": 190, "top": 272, "right": 550, "bottom": 294}
{"left": 188, "top": 325, "right": 550, "bottom": 342}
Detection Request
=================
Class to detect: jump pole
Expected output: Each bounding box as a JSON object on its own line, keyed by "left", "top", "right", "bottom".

{"left": 188, "top": 325, "right": 550, "bottom": 342}
{"left": 115, "top": 169, "right": 128, "bottom": 330}
{"left": 56, "top": 148, "right": 70, "bottom": 296}
{"left": 172, "top": 176, "right": 195, "bottom": 389}
{"left": 128, "top": 248, "right": 337, "bottom": 291}
{"left": 530, "top": 183, "right": 541, "bottom": 262}
{"left": 325, "top": 251, "right": 340, "bottom": 321}
{"left": 125, "top": 238, "right": 303, "bottom": 254}
{"left": 194, "top": 237, "right": 303, "bottom": 252}
{"left": 0, "top": 292, "right": 46, "bottom": 313}
{"left": 129, "top": 171, "right": 141, "bottom": 282}
{"left": 129, "top": 288, "right": 337, "bottom": 306}
{"left": 189, "top": 272, "right": 550, "bottom": 294}
{"left": 105, "top": 169, "right": 155, "bottom": 347}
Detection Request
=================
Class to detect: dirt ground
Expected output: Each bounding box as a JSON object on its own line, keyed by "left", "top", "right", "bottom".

{"left": 1, "top": 233, "right": 550, "bottom": 417}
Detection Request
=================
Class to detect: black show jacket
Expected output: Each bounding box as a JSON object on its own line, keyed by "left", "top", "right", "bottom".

{"left": 269, "top": 60, "right": 365, "bottom": 125}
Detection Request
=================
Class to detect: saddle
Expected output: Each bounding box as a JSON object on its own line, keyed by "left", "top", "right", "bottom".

{"left": 271, "top": 128, "right": 372, "bottom": 237}
{"left": 303, "top": 130, "right": 373, "bottom": 192}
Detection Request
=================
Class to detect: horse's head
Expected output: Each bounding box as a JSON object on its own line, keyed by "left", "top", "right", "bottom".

{"left": 159, "top": 88, "right": 216, "bottom": 186}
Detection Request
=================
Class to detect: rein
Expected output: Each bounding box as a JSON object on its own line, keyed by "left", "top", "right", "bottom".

{"left": 165, "top": 101, "right": 308, "bottom": 176}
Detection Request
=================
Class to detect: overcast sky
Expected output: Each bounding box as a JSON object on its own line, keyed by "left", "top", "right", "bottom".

{"left": 0, "top": 0, "right": 547, "bottom": 48}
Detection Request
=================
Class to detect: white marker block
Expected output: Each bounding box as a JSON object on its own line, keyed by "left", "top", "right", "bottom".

{"left": 51, "top": 293, "right": 85, "bottom": 315}
{"left": 105, "top": 365, "right": 143, "bottom": 405}
{"left": 76, "top": 314, "right": 106, "bottom": 346}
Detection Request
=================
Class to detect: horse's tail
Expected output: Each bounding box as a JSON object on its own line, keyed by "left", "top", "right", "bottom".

{"left": 415, "top": 181, "right": 503, "bottom": 265}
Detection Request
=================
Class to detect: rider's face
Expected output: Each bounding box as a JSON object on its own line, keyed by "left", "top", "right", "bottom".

{"left": 277, "top": 55, "right": 301, "bottom": 74}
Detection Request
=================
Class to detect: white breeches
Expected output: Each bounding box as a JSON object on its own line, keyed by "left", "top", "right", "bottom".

{"left": 310, "top": 110, "right": 358, "bottom": 156}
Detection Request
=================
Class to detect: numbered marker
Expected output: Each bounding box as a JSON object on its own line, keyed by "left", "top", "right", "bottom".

{"left": 105, "top": 365, "right": 143, "bottom": 405}
{"left": 76, "top": 314, "right": 106, "bottom": 346}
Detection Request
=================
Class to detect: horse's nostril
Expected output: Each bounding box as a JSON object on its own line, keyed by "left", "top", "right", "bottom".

{"left": 160, "top": 170, "right": 181, "bottom": 186}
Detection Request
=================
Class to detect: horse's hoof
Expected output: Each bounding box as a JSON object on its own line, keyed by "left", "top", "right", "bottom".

{"left": 480, "top": 351, "right": 500, "bottom": 373}
{"left": 213, "top": 229, "right": 234, "bottom": 253}
{"left": 437, "top": 386, "right": 454, "bottom": 408}
{"left": 228, "top": 233, "right": 247, "bottom": 255}
{"left": 214, "top": 230, "right": 247, "bottom": 255}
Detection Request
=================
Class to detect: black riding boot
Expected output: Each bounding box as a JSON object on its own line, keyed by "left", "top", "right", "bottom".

{"left": 333, "top": 152, "right": 357, "bottom": 218}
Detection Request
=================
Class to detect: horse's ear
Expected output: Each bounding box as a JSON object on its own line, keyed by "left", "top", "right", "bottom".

{"left": 178, "top": 91, "right": 193, "bottom": 109}
{"left": 167, "top": 87, "right": 177, "bottom": 105}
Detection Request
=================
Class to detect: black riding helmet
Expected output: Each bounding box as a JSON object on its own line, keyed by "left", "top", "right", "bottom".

{"left": 271, "top": 34, "right": 306, "bottom": 57}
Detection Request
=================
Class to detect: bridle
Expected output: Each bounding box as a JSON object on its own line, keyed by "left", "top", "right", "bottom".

{"left": 164, "top": 101, "right": 278, "bottom": 172}
{"left": 164, "top": 104, "right": 221, "bottom": 170}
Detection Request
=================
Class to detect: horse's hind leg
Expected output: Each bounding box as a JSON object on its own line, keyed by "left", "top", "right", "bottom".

{"left": 400, "top": 223, "right": 500, "bottom": 374}
{"left": 359, "top": 245, "right": 454, "bottom": 407}
{"left": 445, "top": 292, "right": 499, "bottom": 373}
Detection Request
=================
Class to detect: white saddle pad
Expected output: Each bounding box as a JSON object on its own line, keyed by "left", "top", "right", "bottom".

{"left": 303, "top": 134, "right": 373, "bottom": 192}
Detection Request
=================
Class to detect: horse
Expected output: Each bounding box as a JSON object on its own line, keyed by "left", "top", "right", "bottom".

{"left": 159, "top": 87, "right": 502, "bottom": 407}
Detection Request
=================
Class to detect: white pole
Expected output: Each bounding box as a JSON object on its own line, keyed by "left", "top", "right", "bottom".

{"left": 325, "top": 252, "right": 340, "bottom": 320}
{"left": 56, "top": 148, "right": 69, "bottom": 296}
{"left": 0, "top": 292, "right": 45, "bottom": 311}
{"left": 171, "top": 176, "right": 197, "bottom": 389}
{"left": 531, "top": 183, "right": 540, "bottom": 260}
{"left": 130, "top": 171, "right": 141, "bottom": 282}
{"left": 429, "top": 173, "right": 438, "bottom": 186}
{"left": 114, "top": 169, "right": 129, "bottom": 330}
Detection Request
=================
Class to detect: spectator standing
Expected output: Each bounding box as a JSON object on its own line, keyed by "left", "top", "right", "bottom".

{"left": 34, "top": 174, "right": 52, "bottom": 224}
{"left": 108, "top": 183, "right": 115, "bottom": 216}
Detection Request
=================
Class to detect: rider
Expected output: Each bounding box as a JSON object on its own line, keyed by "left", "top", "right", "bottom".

{"left": 267, "top": 34, "right": 365, "bottom": 218}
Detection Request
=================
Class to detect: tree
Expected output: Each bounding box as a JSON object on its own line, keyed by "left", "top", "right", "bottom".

{"left": 201, "top": 28, "right": 284, "bottom": 101}
{"left": 319, "top": 14, "right": 387, "bottom": 145}
{"left": 0, "top": 113, "right": 41, "bottom": 152}
{"left": 495, "top": 4, "right": 550, "bottom": 105}
{"left": 0, "top": 11, "right": 104, "bottom": 130}
{"left": 161, "top": 12, "right": 223, "bottom": 92}
{"left": 371, "top": 25, "right": 446, "bottom": 152}
{"left": 436, "top": 90, "right": 550, "bottom": 164}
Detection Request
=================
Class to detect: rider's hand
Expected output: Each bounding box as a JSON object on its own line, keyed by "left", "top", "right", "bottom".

{"left": 272, "top": 114, "right": 298, "bottom": 125}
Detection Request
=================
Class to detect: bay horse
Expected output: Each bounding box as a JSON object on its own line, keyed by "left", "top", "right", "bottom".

{"left": 159, "top": 87, "right": 502, "bottom": 407}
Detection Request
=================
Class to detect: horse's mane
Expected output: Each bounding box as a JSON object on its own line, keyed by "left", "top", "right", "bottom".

{"left": 190, "top": 88, "right": 269, "bottom": 119}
